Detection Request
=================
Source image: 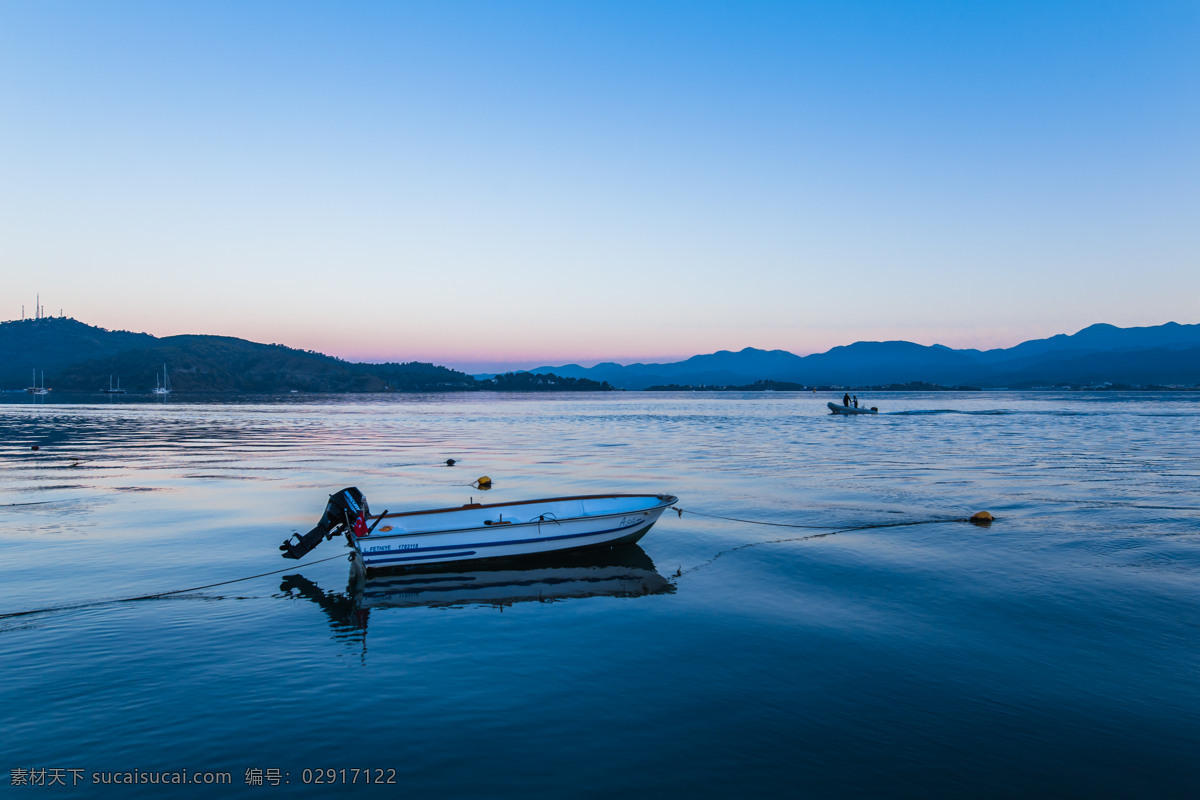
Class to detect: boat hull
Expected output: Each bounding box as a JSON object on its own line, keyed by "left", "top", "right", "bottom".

{"left": 827, "top": 402, "right": 877, "bottom": 415}
{"left": 349, "top": 494, "right": 677, "bottom": 572}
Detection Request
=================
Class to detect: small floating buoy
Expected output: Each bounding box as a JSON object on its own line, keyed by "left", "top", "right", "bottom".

{"left": 445, "top": 459, "right": 456, "bottom": 466}
{"left": 31, "top": 445, "right": 39, "bottom": 451}
{"left": 970, "top": 511, "right": 994, "bottom": 525}
{"left": 475, "top": 476, "right": 492, "bottom": 489}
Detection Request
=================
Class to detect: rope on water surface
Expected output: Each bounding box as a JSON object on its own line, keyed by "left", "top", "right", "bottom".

{"left": 667, "top": 506, "right": 983, "bottom": 581}
{"left": 0, "top": 553, "right": 348, "bottom": 622}
{"left": 672, "top": 507, "right": 845, "bottom": 530}
{"left": 1, "top": 505, "right": 995, "bottom": 617}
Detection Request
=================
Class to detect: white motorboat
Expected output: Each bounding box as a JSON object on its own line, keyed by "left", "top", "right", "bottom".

{"left": 281, "top": 487, "right": 678, "bottom": 572}
{"left": 827, "top": 401, "right": 877, "bottom": 415}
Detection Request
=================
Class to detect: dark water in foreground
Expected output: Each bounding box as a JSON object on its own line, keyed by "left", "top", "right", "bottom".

{"left": 1, "top": 392, "right": 1198, "bottom": 797}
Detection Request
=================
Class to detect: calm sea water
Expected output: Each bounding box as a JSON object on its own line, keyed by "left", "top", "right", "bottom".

{"left": 2, "top": 392, "right": 1198, "bottom": 798}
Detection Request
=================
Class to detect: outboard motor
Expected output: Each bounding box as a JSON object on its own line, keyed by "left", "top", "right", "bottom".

{"left": 280, "top": 487, "right": 369, "bottom": 560}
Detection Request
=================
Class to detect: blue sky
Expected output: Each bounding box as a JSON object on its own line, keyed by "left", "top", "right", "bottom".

{"left": 2, "top": 1, "right": 1197, "bottom": 371}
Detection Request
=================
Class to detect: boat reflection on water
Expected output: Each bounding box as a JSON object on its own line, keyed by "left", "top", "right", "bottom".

{"left": 280, "top": 543, "right": 674, "bottom": 632}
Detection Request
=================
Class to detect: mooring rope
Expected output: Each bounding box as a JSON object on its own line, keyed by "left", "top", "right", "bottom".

{"left": 673, "top": 506, "right": 845, "bottom": 529}
{"left": 2, "top": 507, "right": 990, "bottom": 619}
{"left": 668, "top": 508, "right": 975, "bottom": 581}
{"left": 0, "top": 553, "right": 348, "bottom": 622}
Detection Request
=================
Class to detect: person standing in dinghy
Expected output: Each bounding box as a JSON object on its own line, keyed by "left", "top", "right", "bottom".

{"left": 842, "top": 392, "right": 851, "bottom": 407}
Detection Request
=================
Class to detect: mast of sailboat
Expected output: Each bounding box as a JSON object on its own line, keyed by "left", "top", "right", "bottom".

{"left": 153, "top": 362, "right": 171, "bottom": 395}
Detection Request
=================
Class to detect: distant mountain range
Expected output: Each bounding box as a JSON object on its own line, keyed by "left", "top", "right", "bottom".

{"left": 521, "top": 322, "right": 1200, "bottom": 389}
{"left": 3, "top": 317, "right": 1197, "bottom": 393}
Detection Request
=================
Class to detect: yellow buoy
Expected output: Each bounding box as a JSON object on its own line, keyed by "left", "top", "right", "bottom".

{"left": 475, "top": 476, "right": 492, "bottom": 489}
{"left": 970, "top": 511, "right": 993, "bottom": 525}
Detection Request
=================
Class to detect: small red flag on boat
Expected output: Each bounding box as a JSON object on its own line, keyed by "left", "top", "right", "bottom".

{"left": 352, "top": 511, "right": 368, "bottom": 537}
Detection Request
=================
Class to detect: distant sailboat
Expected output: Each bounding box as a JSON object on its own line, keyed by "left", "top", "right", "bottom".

{"left": 102, "top": 375, "right": 126, "bottom": 394}
{"left": 153, "top": 363, "right": 172, "bottom": 395}
{"left": 26, "top": 369, "right": 49, "bottom": 395}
